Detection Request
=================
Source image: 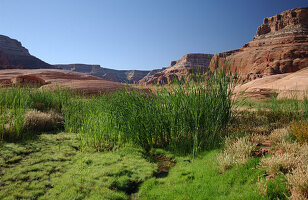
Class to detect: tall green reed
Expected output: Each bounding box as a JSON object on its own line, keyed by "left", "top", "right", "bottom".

{"left": 78, "top": 66, "right": 236, "bottom": 154}
{"left": 0, "top": 87, "right": 75, "bottom": 140}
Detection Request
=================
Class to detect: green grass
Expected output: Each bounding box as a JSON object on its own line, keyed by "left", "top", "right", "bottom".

{"left": 0, "top": 87, "right": 76, "bottom": 140}
{"left": 137, "top": 150, "right": 266, "bottom": 200}
{"left": 0, "top": 132, "right": 156, "bottom": 200}
{"left": 241, "top": 97, "right": 308, "bottom": 121}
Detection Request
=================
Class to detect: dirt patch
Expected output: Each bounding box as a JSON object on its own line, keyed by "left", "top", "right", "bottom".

{"left": 251, "top": 140, "right": 274, "bottom": 157}
{"left": 151, "top": 154, "right": 176, "bottom": 178}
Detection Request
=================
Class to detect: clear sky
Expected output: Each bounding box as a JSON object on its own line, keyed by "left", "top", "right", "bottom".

{"left": 1, "top": 0, "right": 307, "bottom": 70}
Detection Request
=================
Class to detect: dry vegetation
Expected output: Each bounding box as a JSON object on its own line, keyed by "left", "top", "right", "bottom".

{"left": 218, "top": 123, "right": 308, "bottom": 199}
{"left": 217, "top": 136, "right": 255, "bottom": 172}
{"left": 23, "top": 110, "right": 64, "bottom": 132}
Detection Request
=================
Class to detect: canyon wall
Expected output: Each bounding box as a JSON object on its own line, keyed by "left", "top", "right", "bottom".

{"left": 54, "top": 64, "right": 150, "bottom": 83}
{"left": 211, "top": 7, "right": 308, "bottom": 81}
{"left": 0, "top": 35, "right": 51, "bottom": 69}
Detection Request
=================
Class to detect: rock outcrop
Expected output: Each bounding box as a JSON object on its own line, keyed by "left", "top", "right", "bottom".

{"left": 139, "top": 53, "right": 213, "bottom": 85}
{"left": 211, "top": 7, "right": 308, "bottom": 81}
{"left": 0, "top": 69, "right": 124, "bottom": 94}
{"left": 54, "top": 64, "right": 150, "bottom": 83}
{"left": 0, "top": 35, "right": 52, "bottom": 69}
{"left": 234, "top": 67, "right": 308, "bottom": 100}
{"left": 11, "top": 75, "right": 46, "bottom": 86}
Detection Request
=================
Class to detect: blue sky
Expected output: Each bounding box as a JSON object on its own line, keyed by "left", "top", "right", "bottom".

{"left": 1, "top": 0, "right": 307, "bottom": 70}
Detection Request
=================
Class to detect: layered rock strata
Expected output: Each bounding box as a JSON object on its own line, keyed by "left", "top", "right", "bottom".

{"left": 0, "top": 35, "right": 51, "bottom": 69}
{"left": 211, "top": 7, "right": 308, "bottom": 81}
{"left": 55, "top": 64, "right": 150, "bottom": 83}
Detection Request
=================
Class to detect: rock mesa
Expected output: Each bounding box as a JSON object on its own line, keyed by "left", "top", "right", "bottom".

{"left": 0, "top": 35, "right": 51, "bottom": 69}
{"left": 211, "top": 7, "right": 308, "bottom": 81}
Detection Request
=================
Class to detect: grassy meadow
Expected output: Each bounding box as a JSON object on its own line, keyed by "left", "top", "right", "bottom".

{"left": 0, "top": 69, "right": 307, "bottom": 199}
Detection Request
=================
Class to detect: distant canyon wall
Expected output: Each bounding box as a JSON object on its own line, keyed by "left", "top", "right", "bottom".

{"left": 54, "top": 64, "right": 150, "bottom": 83}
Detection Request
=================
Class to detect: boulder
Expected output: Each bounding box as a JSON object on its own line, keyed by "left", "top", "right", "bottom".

{"left": 11, "top": 75, "right": 46, "bottom": 86}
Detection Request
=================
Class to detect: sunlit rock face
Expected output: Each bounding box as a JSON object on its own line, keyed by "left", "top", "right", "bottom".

{"left": 210, "top": 7, "right": 308, "bottom": 81}
{"left": 139, "top": 53, "right": 213, "bottom": 85}
{"left": 0, "top": 35, "right": 51, "bottom": 69}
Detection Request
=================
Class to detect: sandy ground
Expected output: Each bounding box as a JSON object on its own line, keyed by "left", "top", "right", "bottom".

{"left": 0, "top": 69, "right": 124, "bottom": 94}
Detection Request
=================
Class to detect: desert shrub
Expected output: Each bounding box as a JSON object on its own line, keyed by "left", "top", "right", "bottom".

{"left": 260, "top": 153, "right": 302, "bottom": 175}
{"left": 261, "top": 141, "right": 307, "bottom": 176}
{"left": 287, "top": 165, "right": 308, "bottom": 200}
{"left": 268, "top": 128, "right": 290, "bottom": 144}
{"left": 290, "top": 120, "right": 308, "bottom": 144}
{"left": 217, "top": 136, "right": 255, "bottom": 172}
{"left": 23, "top": 110, "right": 64, "bottom": 132}
{"left": 275, "top": 141, "right": 302, "bottom": 154}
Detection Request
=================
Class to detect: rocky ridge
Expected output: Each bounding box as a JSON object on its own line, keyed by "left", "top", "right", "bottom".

{"left": 54, "top": 64, "right": 150, "bottom": 83}
{"left": 0, "top": 35, "right": 51, "bottom": 69}
{"left": 211, "top": 7, "right": 308, "bottom": 81}
{"left": 139, "top": 53, "right": 213, "bottom": 85}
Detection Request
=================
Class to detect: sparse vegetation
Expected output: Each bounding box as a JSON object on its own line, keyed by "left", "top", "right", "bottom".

{"left": 217, "top": 136, "right": 255, "bottom": 172}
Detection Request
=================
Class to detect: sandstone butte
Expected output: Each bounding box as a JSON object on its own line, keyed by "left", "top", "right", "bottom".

{"left": 139, "top": 53, "right": 213, "bottom": 85}
{"left": 211, "top": 7, "right": 308, "bottom": 81}
{"left": 0, "top": 35, "right": 51, "bottom": 69}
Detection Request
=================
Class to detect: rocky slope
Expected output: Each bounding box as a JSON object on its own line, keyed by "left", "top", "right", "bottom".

{"left": 139, "top": 53, "right": 213, "bottom": 85}
{"left": 54, "top": 64, "right": 150, "bottom": 83}
{"left": 211, "top": 7, "right": 308, "bottom": 81}
{"left": 234, "top": 67, "right": 308, "bottom": 100}
{"left": 0, "top": 35, "right": 51, "bottom": 69}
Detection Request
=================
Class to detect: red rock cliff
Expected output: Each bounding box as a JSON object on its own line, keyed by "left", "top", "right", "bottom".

{"left": 211, "top": 7, "right": 308, "bottom": 81}
{"left": 139, "top": 53, "right": 213, "bottom": 85}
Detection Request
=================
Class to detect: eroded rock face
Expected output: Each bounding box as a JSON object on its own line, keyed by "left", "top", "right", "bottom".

{"left": 12, "top": 75, "right": 46, "bottom": 86}
{"left": 0, "top": 35, "right": 51, "bottom": 69}
{"left": 139, "top": 53, "right": 213, "bottom": 85}
{"left": 234, "top": 67, "right": 308, "bottom": 100}
{"left": 54, "top": 64, "right": 150, "bottom": 83}
{"left": 211, "top": 7, "right": 308, "bottom": 81}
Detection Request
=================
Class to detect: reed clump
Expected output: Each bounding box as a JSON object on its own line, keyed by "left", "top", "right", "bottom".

{"left": 80, "top": 68, "right": 236, "bottom": 154}
{"left": 1, "top": 67, "right": 236, "bottom": 154}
